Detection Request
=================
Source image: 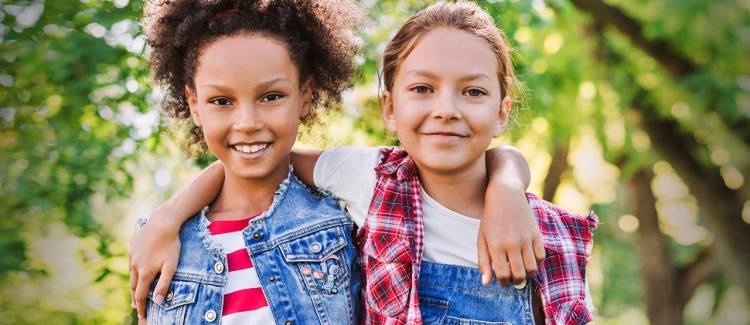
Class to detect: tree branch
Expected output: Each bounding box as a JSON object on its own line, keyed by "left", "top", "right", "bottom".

{"left": 568, "top": 0, "right": 750, "bottom": 148}
{"left": 676, "top": 247, "right": 717, "bottom": 307}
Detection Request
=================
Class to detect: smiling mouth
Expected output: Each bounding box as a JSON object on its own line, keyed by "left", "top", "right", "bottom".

{"left": 232, "top": 143, "right": 269, "bottom": 153}
{"left": 423, "top": 132, "right": 464, "bottom": 137}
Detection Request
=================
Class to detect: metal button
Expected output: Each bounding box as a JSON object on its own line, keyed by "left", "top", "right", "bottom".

{"left": 253, "top": 232, "right": 261, "bottom": 239}
{"left": 269, "top": 276, "right": 276, "bottom": 282}
{"left": 285, "top": 321, "right": 292, "bottom": 325}
{"left": 310, "top": 242, "right": 322, "bottom": 253}
{"left": 205, "top": 309, "right": 217, "bottom": 322}
{"left": 513, "top": 278, "right": 527, "bottom": 289}
{"left": 165, "top": 290, "right": 174, "bottom": 302}
{"left": 214, "top": 261, "right": 225, "bottom": 274}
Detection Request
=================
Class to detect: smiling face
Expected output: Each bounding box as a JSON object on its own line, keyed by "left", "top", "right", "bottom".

{"left": 186, "top": 34, "right": 310, "bottom": 183}
{"left": 382, "top": 27, "right": 510, "bottom": 177}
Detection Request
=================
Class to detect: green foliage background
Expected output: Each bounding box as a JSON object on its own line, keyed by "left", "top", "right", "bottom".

{"left": 1, "top": 0, "right": 748, "bottom": 324}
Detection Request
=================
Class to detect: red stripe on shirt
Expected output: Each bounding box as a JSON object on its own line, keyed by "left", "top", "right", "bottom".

{"left": 208, "top": 216, "right": 255, "bottom": 234}
{"left": 226, "top": 248, "right": 253, "bottom": 271}
{"left": 223, "top": 287, "right": 269, "bottom": 315}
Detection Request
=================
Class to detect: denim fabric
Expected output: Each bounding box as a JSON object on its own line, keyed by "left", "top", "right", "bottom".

{"left": 141, "top": 172, "right": 361, "bottom": 324}
{"left": 418, "top": 261, "right": 534, "bottom": 325}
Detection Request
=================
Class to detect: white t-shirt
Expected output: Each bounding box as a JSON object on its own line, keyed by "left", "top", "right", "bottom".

{"left": 313, "top": 146, "right": 594, "bottom": 311}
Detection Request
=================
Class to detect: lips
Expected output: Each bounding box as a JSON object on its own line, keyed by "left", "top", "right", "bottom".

{"left": 423, "top": 132, "right": 464, "bottom": 137}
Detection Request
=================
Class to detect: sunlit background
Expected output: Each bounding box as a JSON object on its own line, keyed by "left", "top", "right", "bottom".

{"left": 1, "top": 0, "right": 749, "bottom": 324}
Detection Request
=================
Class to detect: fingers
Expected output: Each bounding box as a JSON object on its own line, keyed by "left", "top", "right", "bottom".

{"left": 506, "top": 246, "right": 527, "bottom": 286}
{"left": 129, "top": 268, "right": 138, "bottom": 309}
{"left": 533, "top": 233, "right": 546, "bottom": 265}
{"left": 477, "top": 235, "right": 492, "bottom": 285}
{"left": 152, "top": 261, "right": 177, "bottom": 306}
{"left": 491, "top": 250, "right": 512, "bottom": 286}
{"left": 135, "top": 272, "right": 152, "bottom": 321}
{"left": 521, "top": 241, "right": 539, "bottom": 278}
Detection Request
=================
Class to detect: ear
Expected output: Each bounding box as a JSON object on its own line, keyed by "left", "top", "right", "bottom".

{"left": 185, "top": 85, "right": 203, "bottom": 127}
{"left": 493, "top": 96, "right": 511, "bottom": 137}
{"left": 299, "top": 77, "right": 313, "bottom": 119}
{"left": 381, "top": 90, "right": 398, "bottom": 133}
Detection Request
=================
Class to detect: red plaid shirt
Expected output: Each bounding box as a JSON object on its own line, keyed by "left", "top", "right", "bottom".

{"left": 360, "top": 147, "right": 598, "bottom": 325}
{"left": 360, "top": 147, "right": 424, "bottom": 324}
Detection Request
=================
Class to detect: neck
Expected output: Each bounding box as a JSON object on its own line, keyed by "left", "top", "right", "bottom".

{"left": 209, "top": 162, "right": 290, "bottom": 221}
{"left": 416, "top": 157, "right": 488, "bottom": 219}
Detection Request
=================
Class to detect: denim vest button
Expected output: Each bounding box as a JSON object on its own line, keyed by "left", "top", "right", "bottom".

{"left": 214, "top": 262, "right": 225, "bottom": 274}
{"left": 513, "top": 278, "right": 527, "bottom": 289}
{"left": 310, "top": 242, "right": 322, "bottom": 253}
{"left": 253, "top": 232, "right": 261, "bottom": 239}
{"left": 269, "top": 276, "right": 276, "bottom": 282}
{"left": 204, "top": 310, "right": 217, "bottom": 322}
{"left": 164, "top": 290, "right": 174, "bottom": 302}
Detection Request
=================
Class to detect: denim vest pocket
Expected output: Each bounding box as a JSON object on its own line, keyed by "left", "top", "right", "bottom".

{"left": 280, "top": 226, "right": 351, "bottom": 294}
{"left": 147, "top": 280, "right": 199, "bottom": 325}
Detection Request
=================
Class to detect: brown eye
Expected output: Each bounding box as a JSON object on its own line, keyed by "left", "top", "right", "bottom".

{"left": 412, "top": 85, "right": 431, "bottom": 94}
{"left": 261, "top": 93, "right": 284, "bottom": 102}
{"left": 210, "top": 98, "right": 232, "bottom": 105}
{"left": 465, "top": 88, "right": 485, "bottom": 97}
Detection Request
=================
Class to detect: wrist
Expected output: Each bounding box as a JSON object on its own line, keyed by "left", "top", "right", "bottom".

{"left": 148, "top": 208, "right": 183, "bottom": 235}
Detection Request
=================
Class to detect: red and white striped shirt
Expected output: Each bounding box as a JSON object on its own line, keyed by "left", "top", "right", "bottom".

{"left": 208, "top": 217, "right": 275, "bottom": 324}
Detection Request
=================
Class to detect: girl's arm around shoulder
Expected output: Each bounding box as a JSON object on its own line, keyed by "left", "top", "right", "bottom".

{"left": 478, "top": 145, "right": 545, "bottom": 286}
{"left": 129, "top": 161, "right": 225, "bottom": 322}
{"left": 289, "top": 147, "right": 322, "bottom": 188}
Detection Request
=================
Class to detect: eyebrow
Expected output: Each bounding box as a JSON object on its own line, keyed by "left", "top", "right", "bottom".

{"left": 200, "top": 77, "right": 292, "bottom": 91}
{"left": 405, "top": 70, "right": 492, "bottom": 82}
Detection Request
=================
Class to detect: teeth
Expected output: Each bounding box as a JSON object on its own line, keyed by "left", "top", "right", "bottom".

{"left": 234, "top": 144, "right": 268, "bottom": 153}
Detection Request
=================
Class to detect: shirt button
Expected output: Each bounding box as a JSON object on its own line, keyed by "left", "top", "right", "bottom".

{"left": 253, "top": 232, "right": 261, "bottom": 239}
{"left": 310, "top": 242, "right": 322, "bottom": 253}
{"left": 513, "top": 278, "right": 527, "bottom": 289}
{"left": 205, "top": 309, "right": 217, "bottom": 322}
{"left": 285, "top": 321, "right": 292, "bottom": 325}
{"left": 269, "top": 276, "right": 276, "bottom": 282}
{"left": 165, "top": 290, "right": 174, "bottom": 302}
{"left": 214, "top": 261, "right": 225, "bottom": 274}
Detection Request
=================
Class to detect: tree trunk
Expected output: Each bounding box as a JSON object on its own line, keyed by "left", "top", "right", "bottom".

{"left": 628, "top": 168, "right": 718, "bottom": 324}
{"left": 542, "top": 143, "right": 569, "bottom": 202}
{"left": 636, "top": 104, "right": 750, "bottom": 299}
{"left": 627, "top": 169, "right": 683, "bottom": 325}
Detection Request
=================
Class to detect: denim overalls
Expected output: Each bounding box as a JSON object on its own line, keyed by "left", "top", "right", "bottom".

{"left": 418, "top": 261, "right": 535, "bottom": 325}
{"left": 141, "top": 173, "right": 361, "bottom": 324}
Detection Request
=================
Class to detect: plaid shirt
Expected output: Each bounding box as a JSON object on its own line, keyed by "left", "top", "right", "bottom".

{"left": 360, "top": 147, "right": 598, "bottom": 325}
{"left": 360, "top": 147, "right": 424, "bottom": 324}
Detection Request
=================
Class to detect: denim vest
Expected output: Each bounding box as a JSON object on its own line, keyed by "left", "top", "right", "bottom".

{"left": 142, "top": 173, "right": 361, "bottom": 324}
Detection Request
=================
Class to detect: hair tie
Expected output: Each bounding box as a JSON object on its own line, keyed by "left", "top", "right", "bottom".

{"left": 215, "top": 8, "right": 239, "bottom": 19}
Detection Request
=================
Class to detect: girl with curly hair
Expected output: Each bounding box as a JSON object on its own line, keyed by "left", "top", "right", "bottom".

{"left": 132, "top": 0, "right": 366, "bottom": 323}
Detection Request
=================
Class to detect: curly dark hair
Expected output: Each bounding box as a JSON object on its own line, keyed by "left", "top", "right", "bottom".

{"left": 142, "top": 0, "right": 366, "bottom": 155}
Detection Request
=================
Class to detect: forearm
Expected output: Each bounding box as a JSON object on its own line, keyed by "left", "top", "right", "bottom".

{"left": 150, "top": 160, "right": 225, "bottom": 227}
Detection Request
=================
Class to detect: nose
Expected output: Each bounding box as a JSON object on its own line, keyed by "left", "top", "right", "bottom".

{"left": 233, "top": 104, "right": 264, "bottom": 133}
{"left": 431, "top": 91, "right": 462, "bottom": 120}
